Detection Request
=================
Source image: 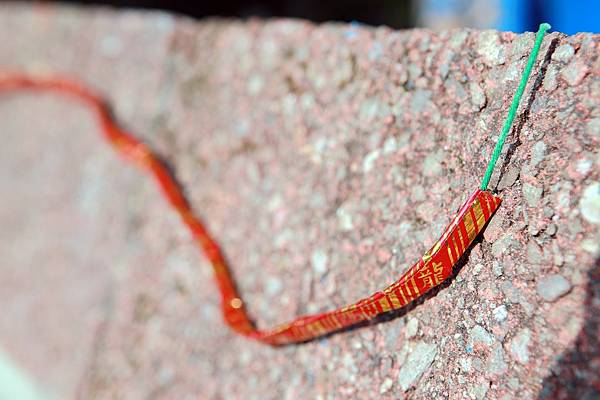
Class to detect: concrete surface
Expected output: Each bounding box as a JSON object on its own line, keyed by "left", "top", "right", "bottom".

{"left": 0, "top": 4, "right": 598, "bottom": 399}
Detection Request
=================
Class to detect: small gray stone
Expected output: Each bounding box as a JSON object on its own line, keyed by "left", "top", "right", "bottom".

{"left": 459, "top": 357, "right": 472, "bottom": 372}
{"left": 526, "top": 240, "right": 544, "bottom": 264}
{"left": 469, "top": 324, "right": 495, "bottom": 346}
{"left": 360, "top": 98, "right": 390, "bottom": 122}
{"left": 470, "top": 383, "right": 489, "bottom": 400}
{"left": 551, "top": 44, "right": 575, "bottom": 62}
{"left": 510, "top": 32, "right": 534, "bottom": 57}
{"left": 528, "top": 222, "right": 541, "bottom": 237}
{"left": 422, "top": 150, "right": 445, "bottom": 177}
{"left": 486, "top": 343, "right": 508, "bottom": 376}
{"left": 336, "top": 206, "right": 354, "bottom": 231}
{"left": 536, "top": 274, "right": 572, "bottom": 302}
{"left": 509, "top": 328, "right": 531, "bottom": 364}
{"left": 523, "top": 183, "right": 543, "bottom": 207}
{"left": 586, "top": 118, "right": 600, "bottom": 138}
{"left": 501, "top": 282, "right": 522, "bottom": 304}
{"left": 546, "top": 223, "right": 558, "bottom": 236}
{"left": 560, "top": 60, "right": 590, "bottom": 86}
{"left": 405, "top": 318, "right": 419, "bottom": 338}
{"left": 311, "top": 248, "right": 329, "bottom": 277}
{"left": 477, "top": 31, "right": 505, "bottom": 66}
{"left": 493, "top": 305, "right": 508, "bottom": 322}
{"left": 492, "top": 261, "right": 504, "bottom": 277}
{"left": 497, "top": 165, "right": 520, "bottom": 191}
{"left": 579, "top": 182, "right": 600, "bottom": 224}
{"left": 543, "top": 64, "right": 559, "bottom": 92}
{"left": 492, "top": 234, "right": 514, "bottom": 257}
{"left": 576, "top": 159, "right": 593, "bottom": 176}
{"left": 397, "top": 341, "right": 438, "bottom": 391}
{"left": 469, "top": 82, "right": 487, "bottom": 110}
{"left": 379, "top": 355, "right": 394, "bottom": 376}
{"left": 379, "top": 377, "right": 393, "bottom": 394}
{"left": 508, "top": 378, "right": 521, "bottom": 390}
{"left": 530, "top": 141, "right": 547, "bottom": 168}
{"left": 552, "top": 242, "right": 565, "bottom": 266}
{"left": 543, "top": 207, "right": 555, "bottom": 218}
{"left": 411, "top": 89, "right": 433, "bottom": 114}
{"left": 382, "top": 136, "right": 398, "bottom": 155}
{"left": 265, "top": 276, "right": 282, "bottom": 295}
{"left": 362, "top": 149, "right": 381, "bottom": 173}
{"left": 581, "top": 241, "right": 600, "bottom": 259}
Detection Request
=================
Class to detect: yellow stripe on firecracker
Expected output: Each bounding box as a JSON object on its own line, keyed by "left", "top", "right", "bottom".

{"left": 473, "top": 200, "right": 486, "bottom": 232}
{"left": 457, "top": 228, "right": 466, "bottom": 252}
{"left": 451, "top": 235, "right": 461, "bottom": 260}
{"left": 411, "top": 277, "right": 421, "bottom": 297}
{"left": 379, "top": 296, "right": 392, "bottom": 312}
{"left": 387, "top": 291, "right": 403, "bottom": 308}
{"left": 396, "top": 286, "right": 410, "bottom": 305}
{"left": 447, "top": 245, "right": 455, "bottom": 264}
{"left": 464, "top": 210, "right": 477, "bottom": 241}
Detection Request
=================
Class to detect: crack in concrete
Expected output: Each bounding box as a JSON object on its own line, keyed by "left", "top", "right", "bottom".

{"left": 493, "top": 37, "right": 560, "bottom": 194}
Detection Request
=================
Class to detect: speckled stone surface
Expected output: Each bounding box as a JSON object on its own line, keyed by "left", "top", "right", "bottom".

{"left": 0, "top": 4, "right": 599, "bottom": 400}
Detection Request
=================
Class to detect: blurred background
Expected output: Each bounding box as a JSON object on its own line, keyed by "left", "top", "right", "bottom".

{"left": 53, "top": 0, "right": 600, "bottom": 34}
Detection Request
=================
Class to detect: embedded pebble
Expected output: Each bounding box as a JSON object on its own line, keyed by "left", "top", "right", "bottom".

{"left": 560, "top": 60, "right": 590, "bottom": 86}
{"left": 493, "top": 305, "right": 508, "bottom": 322}
{"left": 536, "top": 274, "right": 572, "bottom": 302}
{"left": 411, "top": 89, "right": 433, "bottom": 114}
{"left": 545, "top": 223, "right": 558, "bottom": 236}
{"left": 586, "top": 118, "right": 600, "bottom": 138}
{"left": 311, "top": 249, "right": 329, "bottom": 277}
{"left": 469, "top": 82, "right": 487, "bottom": 110}
{"left": 379, "top": 355, "right": 394, "bottom": 376}
{"left": 382, "top": 136, "right": 398, "bottom": 155}
{"left": 523, "top": 183, "right": 543, "bottom": 207}
{"left": 492, "top": 234, "right": 514, "bottom": 257}
{"left": 579, "top": 182, "right": 600, "bottom": 224}
{"left": 405, "top": 318, "right": 419, "bottom": 338}
{"left": 477, "top": 31, "right": 505, "bottom": 66}
{"left": 336, "top": 206, "right": 354, "bottom": 231}
{"left": 509, "top": 328, "right": 531, "bottom": 364}
{"left": 247, "top": 74, "right": 264, "bottom": 94}
{"left": 551, "top": 44, "right": 575, "bottom": 62}
{"left": 501, "top": 282, "right": 525, "bottom": 306}
{"left": 542, "top": 64, "right": 559, "bottom": 92}
{"left": 580, "top": 238, "right": 599, "bottom": 255}
{"left": 469, "top": 324, "right": 495, "bottom": 346}
{"left": 486, "top": 343, "right": 508, "bottom": 376}
{"left": 265, "top": 276, "right": 282, "bottom": 295}
{"left": 362, "top": 149, "right": 381, "bottom": 173}
{"left": 470, "top": 383, "right": 489, "bottom": 400}
{"left": 526, "top": 241, "right": 544, "bottom": 264}
{"left": 379, "top": 377, "right": 393, "bottom": 394}
{"left": 492, "top": 262, "right": 504, "bottom": 277}
{"left": 397, "top": 341, "right": 438, "bottom": 391}
{"left": 529, "top": 141, "right": 547, "bottom": 168}
{"left": 576, "top": 159, "right": 593, "bottom": 176}
{"left": 497, "top": 165, "right": 520, "bottom": 191}
{"left": 510, "top": 32, "right": 534, "bottom": 56}
{"left": 459, "top": 357, "right": 472, "bottom": 372}
{"left": 422, "top": 150, "right": 445, "bottom": 177}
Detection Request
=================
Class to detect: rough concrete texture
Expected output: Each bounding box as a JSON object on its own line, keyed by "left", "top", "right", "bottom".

{"left": 0, "top": 4, "right": 599, "bottom": 400}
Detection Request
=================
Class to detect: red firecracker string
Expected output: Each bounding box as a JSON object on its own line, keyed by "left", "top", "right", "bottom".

{"left": 0, "top": 23, "right": 550, "bottom": 345}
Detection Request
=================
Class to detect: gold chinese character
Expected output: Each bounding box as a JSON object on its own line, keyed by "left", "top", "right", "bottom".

{"left": 417, "top": 268, "right": 435, "bottom": 289}
{"left": 432, "top": 262, "right": 444, "bottom": 284}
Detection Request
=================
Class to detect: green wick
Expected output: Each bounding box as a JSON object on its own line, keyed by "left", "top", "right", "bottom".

{"left": 480, "top": 22, "right": 551, "bottom": 191}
